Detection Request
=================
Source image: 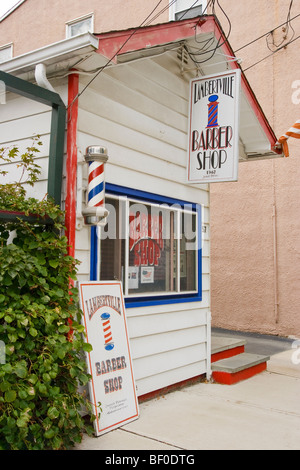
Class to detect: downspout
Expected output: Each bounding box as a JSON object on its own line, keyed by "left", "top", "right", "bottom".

{"left": 35, "top": 63, "right": 57, "bottom": 93}
{"left": 272, "top": 161, "right": 279, "bottom": 324}
{"left": 35, "top": 63, "right": 78, "bottom": 249}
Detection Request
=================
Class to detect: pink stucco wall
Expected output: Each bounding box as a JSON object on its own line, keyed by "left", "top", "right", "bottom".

{"left": 210, "top": 0, "right": 300, "bottom": 337}
{"left": 0, "top": 0, "right": 169, "bottom": 57}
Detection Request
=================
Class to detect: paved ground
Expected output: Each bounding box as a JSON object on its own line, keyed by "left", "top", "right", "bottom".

{"left": 212, "top": 327, "right": 295, "bottom": 356}
{"left": 75, "top": 331, "right": 300, "bottom": 451}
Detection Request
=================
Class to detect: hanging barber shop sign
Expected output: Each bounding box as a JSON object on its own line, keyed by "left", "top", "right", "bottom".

{"left": 187, "top": 69, "right": 241, "bottom": 183}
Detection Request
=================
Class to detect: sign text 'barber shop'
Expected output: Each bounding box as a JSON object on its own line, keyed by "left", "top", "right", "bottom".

{"left": 187, "top": 69, "right": 241, "bottom": 183}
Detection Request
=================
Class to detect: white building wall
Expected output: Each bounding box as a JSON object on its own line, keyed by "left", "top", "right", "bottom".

{"left": 76, "top": 54, "right": 211, "bottom": 397}
{"left": 0, "top": 92, "right": 51, "bottom": 198}
{"left": 0, "top": 83, "right": 68, "bottom": 203}
{"left": 0, "top": 58, "right": 211, "bottom": 398}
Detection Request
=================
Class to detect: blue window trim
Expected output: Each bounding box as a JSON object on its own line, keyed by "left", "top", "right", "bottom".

{"left": 90, "top": 183, "right": 202, "bottom": 308}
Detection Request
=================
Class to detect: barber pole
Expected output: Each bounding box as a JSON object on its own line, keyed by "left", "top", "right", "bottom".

{"left": 207, "top": 95, "right": 219, "bottom": 128}
{"left": 87, "top": 160, "right": 105, "bottom": 208}
{"left": 277, "top": 119, "right": 300, "bottom": 157}
{"left": 82, "top": 146, "right": 109, "bottom": 225}
{"left": 100, "top": 312, "right": 114, "bottom": 351}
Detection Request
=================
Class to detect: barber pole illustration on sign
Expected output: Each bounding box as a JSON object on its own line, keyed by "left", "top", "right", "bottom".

{"left": 187, "top": 69, "right": 241, "bottom": 183}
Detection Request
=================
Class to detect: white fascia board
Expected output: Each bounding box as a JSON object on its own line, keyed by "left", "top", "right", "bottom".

{"left": 0, "top": 0, "right": 26, "bottom": 22}
{"left": 0, "top": 32, "right": 100, "bottom": 75}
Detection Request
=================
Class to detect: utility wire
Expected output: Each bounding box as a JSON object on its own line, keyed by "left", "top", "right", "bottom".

{"left": 235, "top": 12, "right": 300, "bottom": 53}
{"left": 144, "top": 0, "right": 177, "bottom": 25}
{"left": 266, "top": 0, "right": 294, "bottom": 51}
{"left": 176, "top": 0, "right": 204, "bottom": 20}
{"left": 67, "top": 0, "right": 220, "bottom": 108}
{"left": 244, "top": 32, "right": 300, "bottom": 72}
{"left": 241, "top": 0, "right": 299, "bottom": 71}
{"left": 185, "top": 0, "right": 232, "bottom": 64}
{"left": 67, "top": 0, "right": 169, "bottom": 109}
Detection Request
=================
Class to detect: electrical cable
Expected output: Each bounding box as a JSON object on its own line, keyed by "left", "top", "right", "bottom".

{"left": 244, "top": 32, "right": 300, "bottom": 72}
{"left": 185, "top": 0, "right": 232, "bottom": 64}
{"left": 176, "top": 0, "right": 204, "bottom": 21}
{"left": 234, "top": 12, "right": 300, "bottom": 53}
{"left": 68, "top": 0, "right": 232, "bottom": 107}
{"left": 67, "top": 0, "right": 169, "bottom": 109}
{"left": 266, "top": 0, "right": 295, "bottom": 52}
{"left": 143, "top": 0, "right": 177, "bottom": 26}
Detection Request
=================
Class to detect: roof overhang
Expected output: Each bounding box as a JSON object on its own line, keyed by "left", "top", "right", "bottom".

{"left": 0, "top": 32, "right": 101, "bottom": 78}
{"left": 0, "top": 15, "right": 284, "bottom": 160}
{"left": 92, "top": 15, "right": 283, "bottom": 160}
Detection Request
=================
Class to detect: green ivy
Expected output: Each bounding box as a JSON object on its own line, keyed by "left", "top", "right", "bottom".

{"left": 0, "top": 142, "right": 96, "bottom": 450}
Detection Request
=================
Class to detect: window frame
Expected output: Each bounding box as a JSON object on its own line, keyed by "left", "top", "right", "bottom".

{"left": 0, "top": 43, "right": 13, "bottom": 63}
{"left": 169, "top": 0, "right": 207, "bottom": 21}
{"left": 66, "top": 13, "right": 94, "bottom": 39}
{"left": 90, "top": 183, "right": 202, "bottom": 308}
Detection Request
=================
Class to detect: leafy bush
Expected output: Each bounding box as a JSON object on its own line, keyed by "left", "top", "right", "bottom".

{"left": 0, "top": 141, "right": 95, "bottom": 450}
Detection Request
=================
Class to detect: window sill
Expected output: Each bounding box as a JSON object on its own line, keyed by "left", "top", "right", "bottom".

{"left": 125, "top": 292, "right": 202, "bottom": 308}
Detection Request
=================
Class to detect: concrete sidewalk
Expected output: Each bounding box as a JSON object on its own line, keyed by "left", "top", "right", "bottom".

{"left": 75, "top": 346, "right": 300, "bottom": 451}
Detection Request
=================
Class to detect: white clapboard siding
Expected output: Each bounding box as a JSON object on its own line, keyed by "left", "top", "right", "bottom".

{"left": 0, "top": 92, "right": 51, "bottom": 124}
{"left": 0, "top": 92, "right": 54, "bottom": 201}
{"left": 75, "top": 55, "right": 211, "bottom": 396}
{"left": 80, "top": 71, "right": 188, "bottom": 131}
{"left": 133, "top": 343, "right": 207, "bottom": 380}
{"left": 136, "top": 360, "right": 208, "bottom": 397}
{"left": 130, "top": 325, "right": 207, "bottom": 359}
{"left": 79, "top": 88, "right": 187, "bottom": 152}
{"left": 77, "top": 131, "right": 210, "bottom": 207}
{"left": 129, "top": 58, "right": 189, "bottom": 99}
{"left": 0, "top": 110, "right": 52, "bottom": 145}
{"left": 0, "top": 80, "right": 68, "bottom": 202}
{"left": 126, "top": 306, "right": 208, "bottom": 335}
{"left": 103, "top": 65, "right": 189, "bottom": 116}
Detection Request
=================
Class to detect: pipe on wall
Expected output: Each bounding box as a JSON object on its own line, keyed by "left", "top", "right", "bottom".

{"left": 65, "top": 73, "right": 79, "bottom": 261}
{"left": 272, "top": 161, "right": 279, "bottom": 324}
{"left": 35, "top": 63, "right": 56, "bottom": 93}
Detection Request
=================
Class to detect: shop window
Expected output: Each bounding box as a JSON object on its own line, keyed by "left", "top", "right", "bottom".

{"left": 66, "top": 13, "right": 94, "bottom": 38}
{"left": 0, "top": 44, "right": 13, "bottom": 63}
{"left": 169, "top": 0, "right": 206, "bottom": 21}
{"left": 93, "top": 185, "right": 202, "bottom": 307}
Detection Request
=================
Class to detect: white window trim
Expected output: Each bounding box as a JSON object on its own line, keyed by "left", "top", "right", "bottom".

{"left": 0, "top": 43, "right": 13, "bottom": 63}
{"left": 169, "top": 0, "right": 207, "bottom": 21}
{"left": 66, "top": 12, "right": 94, "bottom": 39}
{"left": 99, "top": 194, "right": 199, "bottom": 299}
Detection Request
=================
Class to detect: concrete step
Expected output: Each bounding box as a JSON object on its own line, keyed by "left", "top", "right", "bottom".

{"left": 211, "top": 336, "right": 246, "bottom": 363}
{"left": 211, "top": 352, "right": 270, "bottom": 385}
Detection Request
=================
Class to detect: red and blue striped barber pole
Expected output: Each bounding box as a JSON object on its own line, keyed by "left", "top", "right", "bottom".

{"left": 101, "top": 312, "right": 114, "bottom": 351}
{"left": 207, "top": 95, "right": 219, "bottom": 128}
{"left": 87, "top": 160, "right": 104, "bottom": 208}
{"left": 82, "top": 146, "right": 109, "bottom": 225}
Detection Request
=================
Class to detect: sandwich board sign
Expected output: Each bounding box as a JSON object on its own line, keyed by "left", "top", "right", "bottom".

{"left": 187, "top": 69, "right": 241, "bottom": 184}
{"left": 79, "top": 281, "right": 139, "bottom": 436}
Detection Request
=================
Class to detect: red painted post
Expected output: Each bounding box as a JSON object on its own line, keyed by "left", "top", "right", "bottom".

{"left": 66, "top": 73, "right": 79, "bottom": 339}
